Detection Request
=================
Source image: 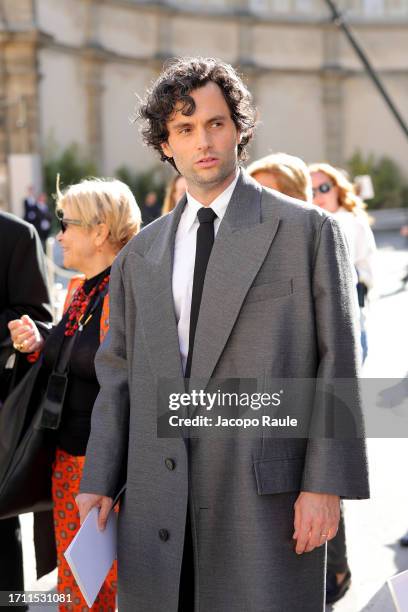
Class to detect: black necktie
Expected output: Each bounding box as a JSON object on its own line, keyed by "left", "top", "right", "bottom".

{"left": 184, "top": 207, "right": 217, "bottom": 379}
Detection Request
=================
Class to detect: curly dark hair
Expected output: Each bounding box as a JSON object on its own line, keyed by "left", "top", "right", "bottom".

{"left": 138, "top": 57, "right": 257, "bottom": 169}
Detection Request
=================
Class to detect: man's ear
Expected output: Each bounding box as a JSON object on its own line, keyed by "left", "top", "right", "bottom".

{"left": 161, "top": 141, "right": 173, "bottom": 159}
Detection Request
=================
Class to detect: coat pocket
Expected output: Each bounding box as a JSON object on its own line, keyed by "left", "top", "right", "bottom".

{"left": 253, "top": 456, "right": 304, "bottom": 495}
{"left": 245, "top": 279, "right": 293, "bottom": 304}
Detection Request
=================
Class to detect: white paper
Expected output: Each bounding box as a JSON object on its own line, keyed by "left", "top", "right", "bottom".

{"left": 388, "top": 569, "right": 408, "bottom": 612}
{"left": 64, "top": 507, "right": 117, "bottom": 607}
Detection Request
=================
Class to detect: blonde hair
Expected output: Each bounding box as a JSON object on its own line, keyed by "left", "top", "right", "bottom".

{"left": 308, "top": 163, "right": 367, "bottom": 215}
{"left": 56, "top": 177, "right": 141, "bottom": 251}
{"left": 162, "top": 174, "right": 185, "bottom": 215}
{"left": 247, "top": 153, "right": 312, "bottom": 203}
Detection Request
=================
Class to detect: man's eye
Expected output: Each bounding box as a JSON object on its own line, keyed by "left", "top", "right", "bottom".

{"left": 212, "top": 121, "right": 222, "bottom": 128}
{"left": 180, "top": 128, "right": 191, "bottom": 135}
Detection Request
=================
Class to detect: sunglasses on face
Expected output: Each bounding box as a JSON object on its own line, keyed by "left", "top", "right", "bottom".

{"left": 59, "top": 218, "right": 84, "bottom": 233}
{"left": 56, "top": 209, "right": 83, "bottom": 233}
{"left": 312, "top": 182, "right": 333, "bottom": 197}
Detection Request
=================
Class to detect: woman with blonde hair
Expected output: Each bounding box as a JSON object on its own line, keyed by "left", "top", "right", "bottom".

{"left": 309, "top": 162, "right": 376, "bottom": 605}
{"left": 247, "top": 152, "right": 313, "bottom": 202}
{"left": 9, "top": 178, "right": 141, "bottom": 611}
{"left": 162, "top": 173, "right": 187, "bottom": 215}
{"left": 309, "top": 162, "right": 376, "bottom": 336}
{"left": 310, "top": 162, "right": 366, "bottom": 212}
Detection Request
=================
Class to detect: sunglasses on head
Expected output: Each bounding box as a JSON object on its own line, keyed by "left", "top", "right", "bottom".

{"left": 56, "top": 209, "right": 83, "bottom": 233}
{"left": 312, "top": 182, "right": 333, "bottom": 197}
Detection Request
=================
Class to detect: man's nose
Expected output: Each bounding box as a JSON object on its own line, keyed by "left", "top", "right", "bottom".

{"left": 196, "top": 126, "right": 211, "bottom": 150}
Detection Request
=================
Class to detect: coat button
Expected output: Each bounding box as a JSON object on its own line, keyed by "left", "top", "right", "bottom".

{"left": 165, "top": 458, "right": 176, "bottom": 471}
{"left": 159, "top": 529, "right": 169, "bottom": 542}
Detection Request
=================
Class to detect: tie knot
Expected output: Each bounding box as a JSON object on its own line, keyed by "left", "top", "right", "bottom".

{"left": 197, "top": 207, "right": 217, "bottom": 224}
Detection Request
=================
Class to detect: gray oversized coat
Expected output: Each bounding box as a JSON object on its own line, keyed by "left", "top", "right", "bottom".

{"left": 80, "top": 170, "right": 369, "bottom": 612}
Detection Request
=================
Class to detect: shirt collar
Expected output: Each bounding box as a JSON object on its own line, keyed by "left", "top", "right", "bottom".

{"left": 183, "top": 169, "right": 240, "bottom": 232}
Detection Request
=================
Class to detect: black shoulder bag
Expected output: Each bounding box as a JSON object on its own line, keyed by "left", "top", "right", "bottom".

{"left": 0, "top": 291, "right": 105, "bottom": 519}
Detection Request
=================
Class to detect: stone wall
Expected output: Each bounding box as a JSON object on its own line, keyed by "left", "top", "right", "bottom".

{"left": 0, "top": 0, "right": 407, "bottom": 210}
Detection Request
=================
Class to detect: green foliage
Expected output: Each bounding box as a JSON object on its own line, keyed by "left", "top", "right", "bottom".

{"left": 43, "top": 142, "right": 97, "bottom": 204}
{"left": 348, "top": 151, "right": 408, "bottom": 209}
{"left": 42, "top": 141, "right": 97, "bottom": 233}
{"left": 115, "top": 165, "right": 166, "bottom": 208}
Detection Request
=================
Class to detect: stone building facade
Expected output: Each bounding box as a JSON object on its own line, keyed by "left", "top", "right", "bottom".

{"left": 0, "top": 0, "right": 407, "bottom": 212}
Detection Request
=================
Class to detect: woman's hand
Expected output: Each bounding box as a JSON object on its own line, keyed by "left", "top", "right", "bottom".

{"left": 8, "top": 314, "right": 45, "bottom": 353}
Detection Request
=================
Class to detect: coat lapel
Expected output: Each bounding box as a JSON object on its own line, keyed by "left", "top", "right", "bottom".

{"left": 130, "top": 171, "right": 280, "bottom": 396}
{"left": 130, "top": 198, "right": 186, "bottom": 389}
{"left": 190, "top": 170, "right": 280, "bottom": 388}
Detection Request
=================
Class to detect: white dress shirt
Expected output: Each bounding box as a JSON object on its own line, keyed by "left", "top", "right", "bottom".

{"left": 172, "top": 172, "right": 239, "bottom": 373}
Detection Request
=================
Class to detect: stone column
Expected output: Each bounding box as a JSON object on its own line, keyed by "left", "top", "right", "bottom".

{"left": 0, "top": 30, "right": 42, "bottom": 210}
{"left": 155, "top": 8, "right": 173, "bottom": 62}
{"left": 236, "top": 11, "right": 261, "bottom": 162}
{"left": 81, "top": 0, "right": 105, "bottom": 172}
{"left": 83, "top": 0, "right": 100, "bottom": 45}
{"left": 321, "top": 25, "right": 346, "bottom": 167}
{"left": 3, "top": 35, "right": 40, "bottom": 155}
{"left": 0, "top": 0, "right": 34, "bottom": 24}
{"left": 81, "top": 47, "right": 105, "bottom": 172}
{"left": 0, "top": 1, "right": 41, "bottom": 210}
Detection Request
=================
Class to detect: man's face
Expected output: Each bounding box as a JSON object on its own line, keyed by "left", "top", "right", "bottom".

{"left": 161, "top": 82, "right": 240, "bottom": 194}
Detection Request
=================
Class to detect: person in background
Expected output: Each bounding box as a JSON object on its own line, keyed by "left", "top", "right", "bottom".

{"left": 250, "top": 156, "right": 362, "bottom": 606}
{"left": 309, "top": 162, "right": 376, "bottom": 605}
{"left": 23, "top": 185, "right": 37, "bottom": 222}
{"left": 23, "top": 187, "right": 52, "bottom": 250}
{"left": 36, "top": 192, "right": 52, "bottom": 247}
{"left": 9, "top": 178, "right": 141, "bottom": 611}
{"left": 248, "top": 155, "right": 360, "bottom": 315}
{"left": 309, "top": 163, "right": 376, "bottom": 363}
{"left": 141, "top": 190, "right": 162, "bottom": 226}
{"left": 0, "top": 211, "right": 52, "bottom": 609}
{"left": 247, "top": 152, "right": 313, "bottom": 202}
{"left": 162, "top": 174, "right": 187, "bottom": 215}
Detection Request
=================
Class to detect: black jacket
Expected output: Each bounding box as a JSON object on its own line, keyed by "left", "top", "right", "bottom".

{"left": 0, "top": 212, "right": 55, "bottom": 579}
{"left": 0, "top": 211, "right": 52, "bottom": 342}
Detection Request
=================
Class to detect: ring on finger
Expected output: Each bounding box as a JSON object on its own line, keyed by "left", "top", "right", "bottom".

{"left": 13, "top": 342, "right": 23, "bottom": 351}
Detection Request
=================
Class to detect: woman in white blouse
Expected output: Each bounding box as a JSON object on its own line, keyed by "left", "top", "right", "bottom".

{"left": 309, "top": 163, "right": 376, "bottom": 362}
{"left": 308, "top": 162, "right": 376, "bottom": 604}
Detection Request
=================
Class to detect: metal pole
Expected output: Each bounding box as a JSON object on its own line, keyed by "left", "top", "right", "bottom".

{"left": 322, "top": 0, "right": 408, "bottom": 141}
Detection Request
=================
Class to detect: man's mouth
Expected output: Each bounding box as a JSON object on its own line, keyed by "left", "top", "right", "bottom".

{"left": 196, "top": 157, "right": 219, "bottom": 168}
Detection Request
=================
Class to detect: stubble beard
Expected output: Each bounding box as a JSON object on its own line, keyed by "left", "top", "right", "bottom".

{"left": 184, "top": 156, "right": 238, "bottom": 191}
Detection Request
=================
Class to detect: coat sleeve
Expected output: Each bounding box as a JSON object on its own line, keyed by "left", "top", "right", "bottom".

{"left": 0, "top": 223, "right": 52, "bottom": 341}
{"left": 301, "top": 215, "right": 370, "bottom": 499}
{"left": 80, "top": 258, "right": 129, "bottom": 498}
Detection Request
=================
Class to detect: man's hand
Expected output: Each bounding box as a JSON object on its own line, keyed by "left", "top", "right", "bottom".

{"left": 75, "top": 493, "right": 113, "bottom": 531}
{"left": 293, "top": 491, "right": 340, "bottom": 555}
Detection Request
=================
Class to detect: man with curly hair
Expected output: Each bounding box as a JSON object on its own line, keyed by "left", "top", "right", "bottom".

{"left": 78, "top": 57, "right": 369, "bottom": 611}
